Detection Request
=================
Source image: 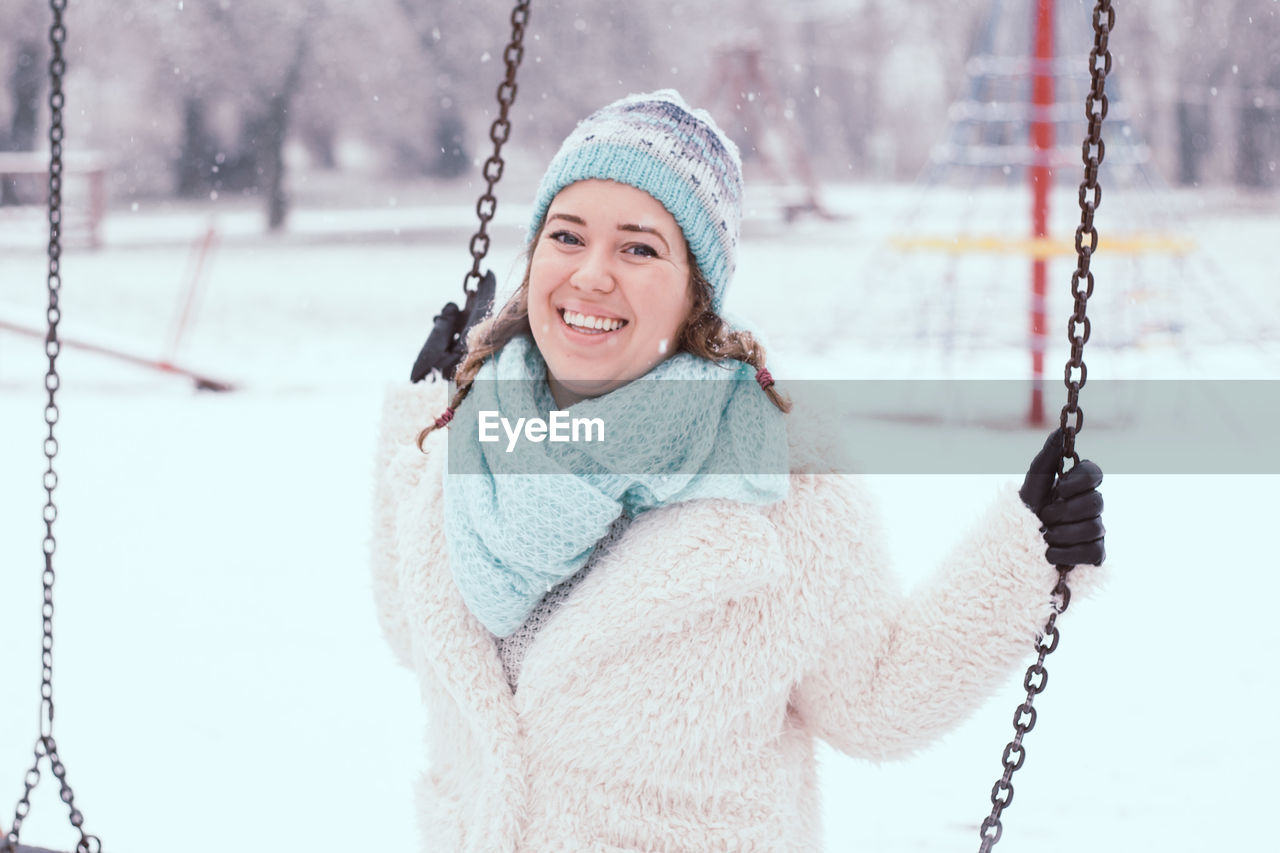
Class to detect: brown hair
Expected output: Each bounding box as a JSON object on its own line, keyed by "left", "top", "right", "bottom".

{"left": 416, "top": 224, "right": 790, "bottom": 451}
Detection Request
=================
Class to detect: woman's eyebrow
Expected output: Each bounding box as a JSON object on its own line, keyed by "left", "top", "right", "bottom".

{"left": 618, "top": 223, "right": 670, "bottom": 251}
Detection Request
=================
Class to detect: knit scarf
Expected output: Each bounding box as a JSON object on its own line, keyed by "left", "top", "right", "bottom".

{"left": 442, "top": 334, "right": 790, "bottom": 638}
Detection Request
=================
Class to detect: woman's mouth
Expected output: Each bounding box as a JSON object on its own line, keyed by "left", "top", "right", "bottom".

{"left": 558, "top": 308, "right": 628, "bottom": 336}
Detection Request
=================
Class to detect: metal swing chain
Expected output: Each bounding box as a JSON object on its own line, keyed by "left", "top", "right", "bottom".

{"left": 977, "top": 2, "right": 1113, "bottom": 851}
{"left": 461, "top": 0, "right": 531, "bottom": 300}
{"left": 4, "top": 2, "right": 102, "bottom": 852}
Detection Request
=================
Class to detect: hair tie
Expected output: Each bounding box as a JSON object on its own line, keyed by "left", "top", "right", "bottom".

{"left": 755, "top": 367, "right": 774, "bottom": 390}
{"left": 434, "top": 407, "right": 455, "bottom": 429}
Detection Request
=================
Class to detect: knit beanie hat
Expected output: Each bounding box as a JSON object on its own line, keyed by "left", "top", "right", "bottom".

{"left": 526, "top": 89, "right": 743, "bottom": 313}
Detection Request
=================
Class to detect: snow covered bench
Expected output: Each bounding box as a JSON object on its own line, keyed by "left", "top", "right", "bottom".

{"left": 0, "top": 150, "right": 107, "bottom": 249}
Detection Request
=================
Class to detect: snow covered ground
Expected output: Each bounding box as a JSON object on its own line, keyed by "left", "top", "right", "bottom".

{"left": 1, "top": 182, "right": 1278, "bottom": 852}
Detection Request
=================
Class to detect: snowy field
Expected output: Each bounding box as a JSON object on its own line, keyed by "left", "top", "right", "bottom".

{"left": 1, "top": 182, "right": 1279, "bottom": 852}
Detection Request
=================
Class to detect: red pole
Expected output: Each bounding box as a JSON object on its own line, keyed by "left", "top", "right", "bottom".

{"left": 88, "top": 166, "right": 106, "bottom": 250}
{"left": 0, "top": 315, "right": 234, "bottom": 391}
{"left": 163, "top": 223, "right": 219, "bottom": 366}
{"left": 1028, "top": 0, "right": 1054, "bottom": 426}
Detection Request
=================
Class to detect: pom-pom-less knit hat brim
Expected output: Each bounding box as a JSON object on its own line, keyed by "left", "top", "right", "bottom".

{"left": 526, "top": 89, "right": 743, "bottom": 314}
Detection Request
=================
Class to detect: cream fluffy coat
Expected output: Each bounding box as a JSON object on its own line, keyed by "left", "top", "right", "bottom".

{"left": 370, "top": 380, "right": 1103, "bottom": 852}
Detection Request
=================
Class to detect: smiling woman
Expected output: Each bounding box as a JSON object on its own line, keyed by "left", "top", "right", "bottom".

{"left": 371, "top": 88, "right": 1107, "bottom": 853}
{"left": 413, "top": 91, "right": 791, "bottom": 438}
{"left": 529, "top": 179, "right": 693, "bottom": 406}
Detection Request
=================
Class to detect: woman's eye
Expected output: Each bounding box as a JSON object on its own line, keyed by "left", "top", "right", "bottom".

{"left": 549, "top": 230, "right": 582, "bottom": 246}
{"left": 625, "top": 243, "right": 658, "bottom": 258}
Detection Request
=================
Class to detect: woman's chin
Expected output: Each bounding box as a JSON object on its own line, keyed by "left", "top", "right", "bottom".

{"left": 548, "top": 374, "right": 630, "bottom": 407}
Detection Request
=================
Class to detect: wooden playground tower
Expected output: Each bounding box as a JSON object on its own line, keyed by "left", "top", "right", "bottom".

{"left": 699, "top": 34, "right": 839, "bottom": 224}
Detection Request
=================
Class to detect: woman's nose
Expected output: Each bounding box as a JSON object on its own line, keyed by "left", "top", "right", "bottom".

{"left": 568, "top": 249, "right": 616, "bottom": 293}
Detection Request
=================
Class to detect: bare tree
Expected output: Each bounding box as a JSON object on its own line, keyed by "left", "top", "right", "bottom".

{"left": 2, "top": 0, "right": 1274, "bottom": 207}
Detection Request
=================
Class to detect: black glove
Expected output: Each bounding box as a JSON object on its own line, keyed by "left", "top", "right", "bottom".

{"left": 410, "top": 270, "right": 498, "bottom": 383}
{"left": 1019, "top": 428, "right": 1106, "bottom": 566}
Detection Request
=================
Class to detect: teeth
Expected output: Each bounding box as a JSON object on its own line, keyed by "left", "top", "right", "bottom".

{"left": 564, "top": 310, "right": 624, "bottom": 332}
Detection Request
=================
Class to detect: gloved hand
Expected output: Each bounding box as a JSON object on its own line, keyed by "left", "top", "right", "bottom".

{"left": 1019, "top": 428, "right": 1106, "bottom": 566}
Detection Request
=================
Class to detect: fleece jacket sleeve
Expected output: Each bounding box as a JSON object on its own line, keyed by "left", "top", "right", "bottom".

{"left": 369, "top": 379, "right": 451, "bottom": 670}
{"left": 786, "top": 474, "right": 1106, "bottom": 762}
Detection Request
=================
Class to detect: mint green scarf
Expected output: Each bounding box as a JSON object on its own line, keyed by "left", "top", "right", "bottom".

{"left": 441, "top": 334, "right": 789, "bottom": 638}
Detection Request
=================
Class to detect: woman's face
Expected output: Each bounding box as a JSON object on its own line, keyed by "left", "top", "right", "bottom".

{"left": 527, "top": 179, "right": 693, "bottom": 408}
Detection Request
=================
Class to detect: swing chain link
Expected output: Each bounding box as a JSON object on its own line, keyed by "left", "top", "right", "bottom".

{"left": 1062, "top": 0, "right": 1114, "bottom": 466}
{"left": 462, "top": 0, "right": 531, "bottom": 298}
{"left": 4, "top": 3, "right": 101, "bottom": 852}
{"left": 978, "top": 2, "right": 1111, "bottom": 851}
